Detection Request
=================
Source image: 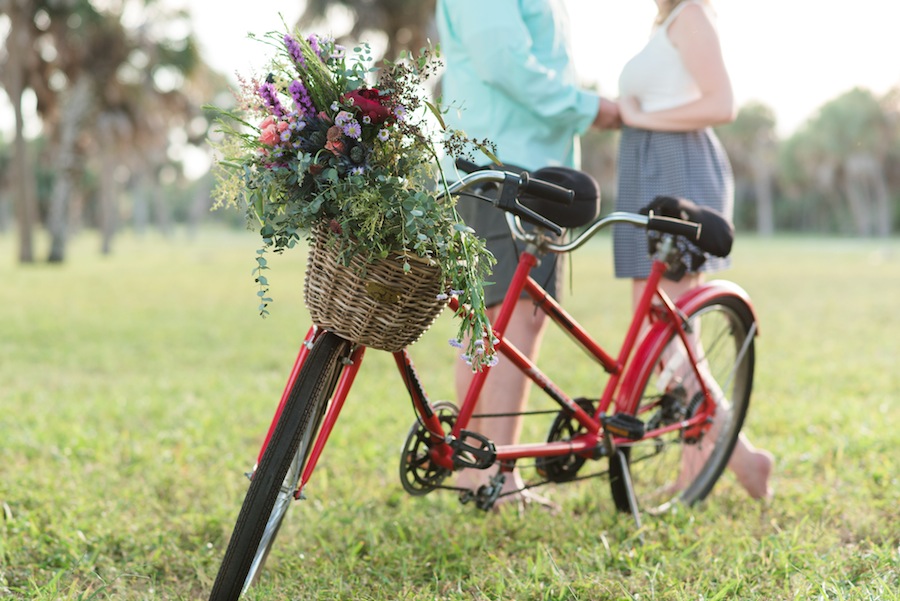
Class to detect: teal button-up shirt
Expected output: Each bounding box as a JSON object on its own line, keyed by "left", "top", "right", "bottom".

{"left": 436, "top": 0, "right": 600, "bottom": 172}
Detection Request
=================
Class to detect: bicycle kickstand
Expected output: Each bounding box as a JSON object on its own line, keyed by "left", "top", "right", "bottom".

{"left": 602, "top": 414, "right": 642, "bottom": 530}
{"left": 613, "top": 449, "right": 641, "bottom": 529}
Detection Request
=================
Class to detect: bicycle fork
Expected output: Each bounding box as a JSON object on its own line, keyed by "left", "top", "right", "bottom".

{"left": 253, "top": 327, "right": 365, "bottom": 500}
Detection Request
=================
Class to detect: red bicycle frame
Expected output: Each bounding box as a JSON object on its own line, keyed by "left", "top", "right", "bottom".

{"left": 254, "top": 236, "right": 754, "bottom": 496}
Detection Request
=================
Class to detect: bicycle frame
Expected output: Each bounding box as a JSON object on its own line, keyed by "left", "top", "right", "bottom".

{"left": 254, "top": 221, "right": 751, "bottom": 498}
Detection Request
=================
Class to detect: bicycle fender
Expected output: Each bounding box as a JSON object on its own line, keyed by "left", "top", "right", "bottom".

{"left": 616, "top": 280, "right": 758, "bottom": 414}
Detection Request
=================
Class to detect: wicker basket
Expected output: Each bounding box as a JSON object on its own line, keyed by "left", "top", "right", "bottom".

{"left": 303, "top": 224, "right": 448, "bottom": 352}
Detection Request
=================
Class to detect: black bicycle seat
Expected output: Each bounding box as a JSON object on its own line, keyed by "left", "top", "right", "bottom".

{"left": 640, "top": 195, "right": 734, "bottom": 258}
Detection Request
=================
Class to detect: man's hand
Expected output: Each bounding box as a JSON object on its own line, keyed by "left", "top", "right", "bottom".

{"left": 593, "top": 97, "right": 621, "bottom": 129}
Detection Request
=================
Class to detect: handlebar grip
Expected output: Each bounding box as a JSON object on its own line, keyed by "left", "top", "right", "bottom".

{"left": 647, "top": 214, "right": 702, "bottom": 241}
{"left": 455, "top": 158, "right": 481, "bottom": 174}
{"left": 520, "top": 172, "right": 574, "bottom": 205}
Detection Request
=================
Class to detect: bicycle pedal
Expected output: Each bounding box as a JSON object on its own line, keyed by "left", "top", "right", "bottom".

{"left": 451, "top": 430, "right": 496, "bottom": 470}
{"left": 603, "top": 413, "right": 645, "bottom": 441}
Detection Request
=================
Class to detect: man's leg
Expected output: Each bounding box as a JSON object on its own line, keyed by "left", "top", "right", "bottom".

{"left": 454, "top": 298, "right": 548, "bottom": 497}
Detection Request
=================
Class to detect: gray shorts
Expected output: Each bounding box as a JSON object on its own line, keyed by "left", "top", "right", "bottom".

{"left": 456, "top": 188, "right": 564, "bottom": 308}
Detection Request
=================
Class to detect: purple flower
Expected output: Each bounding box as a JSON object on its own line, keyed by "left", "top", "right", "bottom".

{"left": 258, "top": 82, "right": 285, "bottom": 118}
{"left": 377, "top": 129, "right": 390, "bottom": 142}
{"left": 284, "top": 34, "right": 306, "bottom": 68}
{"left": 307, "top": 34, "right": 323, "bottom": 59}
{"left": 342, "top": 120, "right": 362, "bottom": 139}
{"left": 288, "top": 80, "right": 315, "bottom": 116}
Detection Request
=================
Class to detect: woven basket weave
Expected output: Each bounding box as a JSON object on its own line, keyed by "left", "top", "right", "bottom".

{"left": 303, "top": 224, "right": 448, "bottom": 352}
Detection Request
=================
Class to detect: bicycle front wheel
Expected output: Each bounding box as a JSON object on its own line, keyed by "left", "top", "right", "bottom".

{"left": 611, "top": 293, "right": 756, "bottom": 513}
{"left": 209, "top": 331, "right": 352, "bottom": 601}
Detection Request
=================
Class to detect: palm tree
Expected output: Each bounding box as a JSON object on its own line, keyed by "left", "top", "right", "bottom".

{"left": 826, "top": 88, "right": 893, "bottom": 237}
{"left": 1, "top": 0, "right": 213, "bottom": 260}
{"left": 42, "top": 1, "right": 133, "bottom": 260}
{"left": 717, "top": 102, "right": 778, "bottom": 234}
{"left": 0, "top": 0, "right": 41, "bottom": 262}
{"left": 298, "top": 0, "right": 437, "bottom": 60}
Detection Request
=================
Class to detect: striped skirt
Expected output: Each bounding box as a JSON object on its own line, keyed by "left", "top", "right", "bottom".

{"left": 613, "top": 126, "right": 734, "bottom": 279}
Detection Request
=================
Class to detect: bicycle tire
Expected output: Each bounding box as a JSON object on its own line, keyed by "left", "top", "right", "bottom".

{"left": 209, "top": 331, "right": 352, "bottom": 600}
{"left": 610, "top": 292, "right": 755, "bottom": 513}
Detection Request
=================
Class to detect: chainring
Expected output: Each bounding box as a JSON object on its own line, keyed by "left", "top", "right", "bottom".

{"left": 534, "top": 398, "right": 596, "bottom": 483}
{"left": 399, "top": 401, "right": 457, "bottom": 495}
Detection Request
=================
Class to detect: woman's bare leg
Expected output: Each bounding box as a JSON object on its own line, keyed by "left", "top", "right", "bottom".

{"left": 633, "top": 277, "right": 773, "bottom": 500}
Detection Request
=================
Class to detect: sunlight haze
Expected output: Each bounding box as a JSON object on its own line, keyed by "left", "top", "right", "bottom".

{"left": 184, "top": 0, "right": 900, "bottom": 137}
{"left": 3, "top": 1, "right": 897, "bottom": 141}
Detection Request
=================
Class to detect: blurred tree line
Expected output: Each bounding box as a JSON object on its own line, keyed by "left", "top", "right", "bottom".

{"left": 582, "top": 88, "right": 900, "bottom": 238}
{"left": 1, "top": 0, "right": 898, "bottom": 266}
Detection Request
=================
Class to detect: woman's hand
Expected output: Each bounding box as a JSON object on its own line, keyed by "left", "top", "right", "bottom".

{"left": 618, "top": 96, "right": 643, "bottom": 128}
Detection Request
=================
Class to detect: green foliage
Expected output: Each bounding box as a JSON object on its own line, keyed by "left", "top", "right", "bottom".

{"left": 208, "top": 29, "right": 497, "bottom": 368}
{"left": 0, "top": 230, "right": 898, "bottom": 599}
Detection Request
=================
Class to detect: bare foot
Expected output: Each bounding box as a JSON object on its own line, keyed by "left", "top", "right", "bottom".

{"left": 494, "top": 488, "right": 560, "bottom": 515}
{"left": 730, "top": 447, "right": 774, "bottom": 500}
{"left": 457, "top": 469, "right": 559, "bottom": 514}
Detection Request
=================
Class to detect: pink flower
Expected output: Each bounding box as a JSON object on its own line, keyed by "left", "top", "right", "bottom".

{"left": 259, "top": 116, "right": 279, "bottom": 146}
{"left": 325, "top": 139, "right": 345, "bottom": 155}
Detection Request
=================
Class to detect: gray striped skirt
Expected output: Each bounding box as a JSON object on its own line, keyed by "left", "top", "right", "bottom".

{"left": 613, "top": 126, "right": 734, "bottom": 279}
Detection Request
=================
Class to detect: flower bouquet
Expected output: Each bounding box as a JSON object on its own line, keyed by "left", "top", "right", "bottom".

{"left": 210, "top": 28, "right": 497, "bottom": 368}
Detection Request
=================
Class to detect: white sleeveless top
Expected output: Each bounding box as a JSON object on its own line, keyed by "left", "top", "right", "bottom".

{"left": 618, "top": 1, "right": 714, "bottom": 113}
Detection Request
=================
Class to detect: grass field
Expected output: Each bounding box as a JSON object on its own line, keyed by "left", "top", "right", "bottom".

{"left": 1, "top": 228, "right": 898, "bottom": 600}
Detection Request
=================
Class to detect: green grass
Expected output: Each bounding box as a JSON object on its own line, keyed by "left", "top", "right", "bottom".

{"left": 1, "top": 228, "right": 898, "bottom": 600}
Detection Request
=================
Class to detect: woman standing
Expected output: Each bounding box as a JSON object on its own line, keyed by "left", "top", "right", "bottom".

{"left": 615, "top": 0, "right": 773, "bottom": 499}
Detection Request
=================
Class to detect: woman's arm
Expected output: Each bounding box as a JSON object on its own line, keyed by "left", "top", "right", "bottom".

{"left": 620, "top": 3, "right": 735, "bottom": 131}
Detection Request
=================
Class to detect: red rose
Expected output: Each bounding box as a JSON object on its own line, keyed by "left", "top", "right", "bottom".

{"left": 342, "top": 88, "right": 393, "bottom": 124}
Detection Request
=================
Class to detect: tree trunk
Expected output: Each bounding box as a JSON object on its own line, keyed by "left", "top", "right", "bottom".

{"left": 843, "top": 154, "right": 878, "bottom": 237}
{"left": 0, "top": 186, "right": 9, "bottom": 232}
{"left": 47, "top": 76, "right": 95, "bottom": 262}
{"left": 132, "top": 172, "right": 151, "bottom": 236}
{"left": 187, "top": 176, "right": 213, "bottom": 236}
{"left": 750, "top": 152, "right": 775, "bottom": 236}
{"left": 7, "top": 1, "right": 37, "bottom": 262}
{"left": 870, "top": 161, "right": 892, "bottom": 238}
{"left": 97, "top": 117, "right": 119, "bottom": 255}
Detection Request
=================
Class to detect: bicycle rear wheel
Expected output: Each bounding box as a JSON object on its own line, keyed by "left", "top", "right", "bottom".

{"left": 610, "top": 293, "right": 755, "bottom": 513}
{"left": 209, "top": 331, "right": 352, "bottom": 601}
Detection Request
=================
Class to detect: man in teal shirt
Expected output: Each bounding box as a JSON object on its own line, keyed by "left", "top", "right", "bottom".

{"left": 436, "top": 0, "right": 619, "bottom": 511}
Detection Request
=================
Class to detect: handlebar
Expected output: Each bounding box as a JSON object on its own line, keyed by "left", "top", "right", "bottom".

{"left": 445, "top": 163, "right": 703, "bottom": 253}
{"left": 519, "top": 172, "right": 575, "bottom": 205}
{"left": 453, "top": 159, "right": 572, "bottom": 205}
{"left": 646, "top": 213, "right": 701, "bottom": 241}
{"left": 447, "top": 160, "right": 572, "bottom": 235}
